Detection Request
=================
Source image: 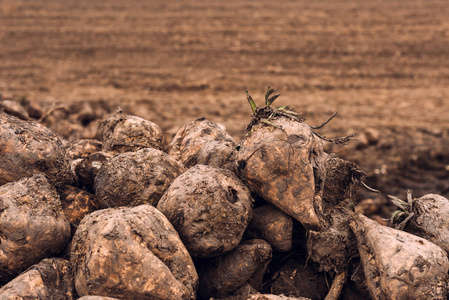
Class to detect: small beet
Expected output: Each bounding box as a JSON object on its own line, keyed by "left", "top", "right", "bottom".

{"left": 98, "top": 109, "right": 165, "bottom": 153}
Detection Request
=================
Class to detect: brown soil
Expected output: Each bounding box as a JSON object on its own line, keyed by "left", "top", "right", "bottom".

{"left": 1, "top": 0, "right": 449, "bottom": 207}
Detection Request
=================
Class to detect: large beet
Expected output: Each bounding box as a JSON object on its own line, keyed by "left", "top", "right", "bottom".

{"left": 168, "top": 117, "right": 237, "bottom": 171}
{"left": 236, "top": 115, "right": 326, "bottom": 231}
{"left": 0, "top": 111, "right": 73, "bottom": 186}
{"left": 98, "top": 110, "right": 165, "bottom": 153}
{"left": 71, "top": 205, "right": 198, "bottom": 299}
{"left": 94, "top": 148, "right": 185, "bottom": 208}
{"left": 235, "top": 89, "right": 330, "bottom": 231}
{"left": 157, "top": 165, "right": 253, "bottom": 258}
{"left": 350, "top": 213, "right": 449, "bottom": 299}
{"left": 198, "top": 239, "right": 272, "bottom": 299}
{"left": 0, "top": 258, "right": 74, "bottom": 299}
{"left": 0, "top": 174, "right": 71, "bottom": 284}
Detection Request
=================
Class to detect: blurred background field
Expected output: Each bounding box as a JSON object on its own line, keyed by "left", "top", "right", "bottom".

{"left": 1, "top": 0, "right": 449, "bottom": 202}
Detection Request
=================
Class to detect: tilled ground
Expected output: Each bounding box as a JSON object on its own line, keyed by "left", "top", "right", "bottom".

{"left": 1, "top": 0, "right": 449, "bottom": 206}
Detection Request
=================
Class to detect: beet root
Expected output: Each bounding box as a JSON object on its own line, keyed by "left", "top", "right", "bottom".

{"left": 157, "top": 164, "right": 253, "bottom": 258}
{"left": 98, "top": 109, "right": 165, "bottom": 153}
{"left": 246, "top": 204, "right": 293, "bottom": 252}
{"left": 94, "top": 148, "right": 185, "bottom": 208}
{"left": 0, "top": 174, "right": 71, "bottom": 284}
{"left": 400, "top": 194, "right": 449, "bottom": 254}
{"left": 198, "top": 239, "right": 272, "bottom": 299}
{"left": 71, "top": 205, "right": 198, "bottom": 299}
{"left": 0, "top": 111, "right": 73, "bottom": 186}
{"left": 236, "top": 116, "right": 326, "bottom": 231}
{"left": 168, "top": 117, "right": 237, "bottom": 171}
{"left": 350, "top": 213, "right": 449, "bottom": 299}
{"left": 0, "top": 258, "right": 74, "bottom": 299}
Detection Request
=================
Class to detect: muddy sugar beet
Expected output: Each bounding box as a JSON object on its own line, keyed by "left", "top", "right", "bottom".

{"left": 392, "top": 193, "right": 449, "bottom": 254}
{"left": 157, "top": 164, "right": 253, "bottom": 258}
{"left": 351, "top": 213, "right": 449, "bottom": 299}
{"left": 0, "top": 258, "right": 74, "bottom": 299}
{"left": 94, "top": 147, "right": 185, "bottom": 208}
{"left": 0, "top": 111, "right": 73, "bottom": 186}
{"left": 236, "top": 90, "right": 328, "bottom": 231}
{"left": 98, "top": 109, "right": 165, "bottom": 153}
{"left": 70, "top": 205, "right": 198, "bottom": 299}
{"left": 0, "top": 174, "right": 71, "bottom": 284}
{"left": 169, "top": 117, "right": 237, "bottom": 171}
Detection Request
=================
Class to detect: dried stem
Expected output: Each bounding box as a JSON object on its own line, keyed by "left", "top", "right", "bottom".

{"left": 311, "top": 112, "right": 337, "bottom": 129}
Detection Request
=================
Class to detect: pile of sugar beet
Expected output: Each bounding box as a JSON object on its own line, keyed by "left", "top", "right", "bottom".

{"left": 1, "top": 88, "right": 449, "bottom": 300}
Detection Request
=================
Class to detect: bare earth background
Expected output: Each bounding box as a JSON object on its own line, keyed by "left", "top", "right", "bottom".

{"left": 1, "top": 0, "right": 449, "bottom": 205}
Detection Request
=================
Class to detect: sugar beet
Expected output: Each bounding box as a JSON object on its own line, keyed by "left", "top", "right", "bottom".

{"left": 397, "top": 194, "right": 449, "bottom": 254}
{"left": 350, "top": 213, "right": 449, "bottom": 299}
{"left": 198, "top": 239, "right": 272, "bottom": 299}
{"left": 236, "top": 116, "right": 326, "bottom": 231}
{"left": 71, "top": 205, "right": 198, "bottom": 299}
{"left": 59, "top": 185, "right": 100, "bottom": 235}
{"left": 246, "top": 204, "right": 293, "bottom": 252}
{"left": 169, "top": 117, "right": 237, "bottom": 171}
{"left": 157, "top": 164, "right": 253, "bottom": 258}
{"left": 98, "top": 109, "right": 165, "bottom": 153}
{"left": 95, "top": 148, "right": 185, "bottom": 208}
{"left": 0, "top": 258, "right": 74, "bottom": 299}
{"left": 0, "top": 174, "right": 71, "bottom": 284}
{"left": 0, "top": 111, "right": 73, "bottom": 186}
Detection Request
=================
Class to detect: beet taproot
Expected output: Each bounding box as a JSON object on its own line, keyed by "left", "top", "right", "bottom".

{"left": 169, "top": 117, "right": 237, "bottom": 171}
{"left": 0, "top": 111, "right": 73, "bottom": 186}
{"left": 198, "top": 239, "right": 272, "bottom": 299}
{"left": 246, "top": 204, "right": 293, "bottom": 252}
{"left": 0, "top": 174, "right": 71, "bottom": 284}
{"left": 98, "top": 109, "right": 165, "bottom": 153}
{"left": 350, "top": 213, "right": 449, "bottom": 299}
{"left": 70, "top": 205, "right": 198, "bottom": 299}
{"left": 391, "top": 193, "right": 449, "bottom": 254}
{"left": 94, "top": 147, "right": 185, "bottom": 208}
{"left": 157, "top": 164, "right": 253, "bottom": 258}
{"left": 0, "top": 258, "right": 74, "bottom": 299}
{"left": 236, "top": 106, "right": 326, "bottom": 231}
